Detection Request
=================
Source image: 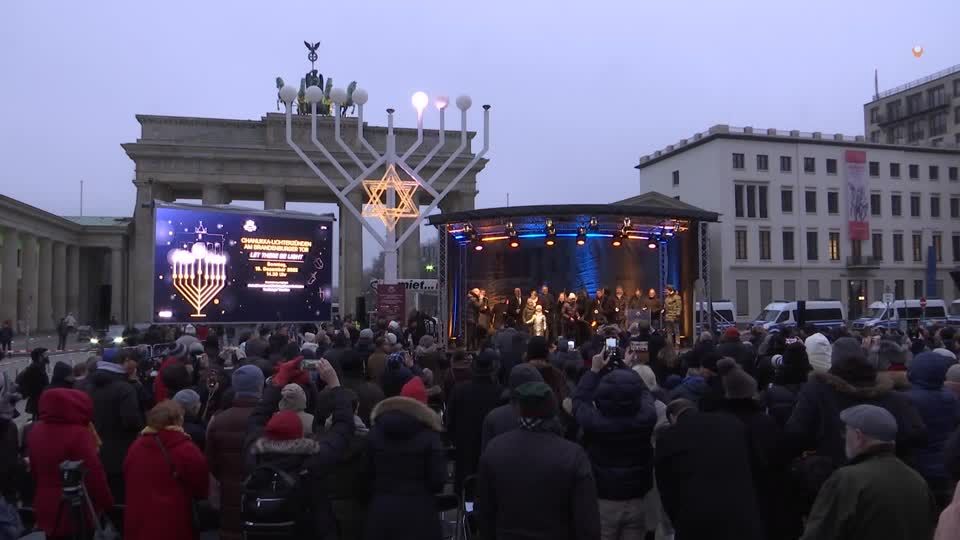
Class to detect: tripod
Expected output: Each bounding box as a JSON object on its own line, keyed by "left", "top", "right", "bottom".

{"left": 52, "top": 483, "right": 90, "bottom": 540}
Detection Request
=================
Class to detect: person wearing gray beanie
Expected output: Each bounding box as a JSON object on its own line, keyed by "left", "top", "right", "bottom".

{"left": 173, "top": 388, "right": 207, "bottom": 449}
{"left": 279, "top": 383, "right": 315, "bottom": 435}
{"left": 232, "top": 364, "right": 265, "bottom": 400}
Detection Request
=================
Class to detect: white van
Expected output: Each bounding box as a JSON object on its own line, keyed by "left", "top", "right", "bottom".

{"left": 694, "top": 301, "right": 737, "bottom": 332}
{"left": 950, "top": 299, "right": 960, "bottom": 325}
{"left": 852, "top": 299, "right": 948, "bottom": 330}
{"left": 751, "top": 300, "right": 845, "bottom": 332}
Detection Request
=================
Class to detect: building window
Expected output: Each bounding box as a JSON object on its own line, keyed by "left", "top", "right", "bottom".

{"left": 930, "top": 112, "right": 947, "bottom": 137}
{"left": 872, "top": 232, "right": 883, "bottom": 261}
{"left": 804, "top": 157, "right": 816, "bottom": 173}
{"left": 894, "top": 279, "right": 905, "bottom": 299}
{"left": 873, "top": 280, "right": 885, "bottom": 302}
{"left": 957, "top": 106, "right": 960, "bottom": 124}
{"left": 931, "top": 195, "right": 940, "bottom": 218}
{"left": 808, "top": 280, "right": 820, "bottom": 299}
{"left": 759, "top": 230, "right": 771, "bottom": 260}
{"left": 909, "top": 164, "right": 919, "bottom": 179}
{"left": 672, "top": 170, "right": 679, "bottom": 186}
{"left": 736, "top": 280, "right": 750, "bottom": 317}
{"left": 913, "top": 233, "right": 923, "bottom": 262}
{"left": 930, "top": 165, "right": 940, "bottom": 181}
{"left": 868, "top": 192, "right": 880, "bottom": 216}
{"left": 951, "top": 197, "right": 959, "bottom": 219}
{"left": 781, "top": 189, "right": 793, "bottom": 213}
{"left": 907, "top": 120, "right": 924, "bottom": 142}
{"left": 735, "top": 229, "right": 748, "bottom": 260}
{"left": 746, "top": 185, "right": 756, "bottom": 217}
{"left": 869, "top": 131, "right": 880, "bottom": 143}
{"left": 953, "top": 234, "right": 960, "bottom": 262}
{"left": 780, "top": 156, "right": 792, "bottom": 172}
{"left": 827, "top": 191, "right": 839, "bottom": 215}
{"left": 893, "top": 233, "right": 904, "bottom": 262}
{"left": 928, "top": 85, "right": 946, "bottom": 107}
{"left": 732, "top": 153, "right": 745, "bottom": 169}
{"left": 735, "top": 183, "right": 768, "bottom": 219}
{"left": 828, "top": 232, "right": 839, "bottom": 261}
{"left": 807, "top": 230, "right": 819, "bottom": 261}
{"left": 870, "top": 107, "right": 879, "bottom": 123}
{"left": 950, "top": 166, "right": 958, "bottom": 181}
{"left": 760, "top": 280, "right": 773, "bottom": 308}
{"left": 955, "top": 79, "right": 960, "bottom": 97}
{"left": 869, "top": 161, "right": 879, "bottom": 177}
{"left": 887, "top": 100, "right": 903, "bottom": 122}
{"left": 805, "top": 190, "right": 817, "bottom": 214}
{"left": 734, "top": 185, "right": 744, "bottom": 217}
{"left": 826, "top": 158, "right": 837, "bottom": 175}
{"left": 890, "top": 163, "right": 901, "bottom": 178}
{"left": 782, "top": 230, "right": 795, "bottom": 261}
{"left": 828, "top": 280, "right": 840, "bottom": 300}
{"left": 784, "top": 280, "right": 797, "bottom": 302}
{"left": 758, "top": 185, "right": 768, "bottom": 218}
{"left": 892, "top": 125, "right": 905, "bottom": 144}
{"left": 756, "top": 154, "right": 768, "bottom": 171}
{"left": 910, "top": 194, "right": 921, "bottom": 217}
{"left": 933, "top": 233, "right": 943, "bottom": 262}
{"left": 914, "top": 280, "right": 924, "bottom": 298}
{"left": 891, "top": 194, "right": 902, "bottom": 216}
{"left": 907, "top": 92, "right": 923, "bottom": 114}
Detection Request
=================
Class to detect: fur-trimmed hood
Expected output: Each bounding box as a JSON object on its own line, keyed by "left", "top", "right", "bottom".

{"left": 251, "top": 437, "right": 321, "bottom": 456}
{"left": 810, "top": 370, "right": 893, "bottom": 399}
{"left": 371, "top": 396, "right": 443, "bottom": 433}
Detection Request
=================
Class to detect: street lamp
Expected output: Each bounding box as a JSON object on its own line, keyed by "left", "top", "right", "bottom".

{"left": 280, "top": 84, "right": 490, "bottom": 284}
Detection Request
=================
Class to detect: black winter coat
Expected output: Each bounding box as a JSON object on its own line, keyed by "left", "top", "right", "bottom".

{"left": 477, "top": 427, "right": 600, "bottom": 540}
{"left": 247, "top": 387, "right": 355, "bottom": 540}
{"left": 85, "top": 368, "right": 144, "bottom": 500}
{"left": 16, "top": 363, "right": 48, "bottom": 416}
{"left": 572, "top": 369, "right": 657, "bottom": 500}
{"left": 785, "top": 371, "right": 927, "bottom": 468}
{"left": 365, "top": 397, "right": 446, "bottom": 540}
{"left": 480, "top": 403, "right": 517, "bottom": 452}
{"left": 446, "top": 376, "right": 504, "bottom": 492}
{"left": 342, "top": 375, "right": 385, "bottom": 427}
{"left": 655, "top": 410, "right": 764, "bottom": 540}
{"left": 763, "top": 383, "right": 804, "bottom": 428}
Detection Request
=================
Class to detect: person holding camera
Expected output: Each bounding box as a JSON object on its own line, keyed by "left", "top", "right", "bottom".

{"left": 28, "top": 388, "right": 114, "bottom": 539}
{"left": 572, "top": 343, "right": 658, "bottom": 540}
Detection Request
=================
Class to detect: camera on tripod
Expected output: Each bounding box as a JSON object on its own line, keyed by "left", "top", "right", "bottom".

{"left": 59, "top": 460, "right": 87, "bottom": 498}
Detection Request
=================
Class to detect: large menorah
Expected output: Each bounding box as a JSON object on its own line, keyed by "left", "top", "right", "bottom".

{"left": 170, "top": 242, "right": 227, "bottom": 318}
{"left": 278, "top": 83, "right": 490, "bottom": 284}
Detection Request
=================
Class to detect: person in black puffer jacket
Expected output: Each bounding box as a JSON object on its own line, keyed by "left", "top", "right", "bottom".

{"left": 85, "top": 347, "right": 144, "bottom": 502}
{"left": 572, "top": 353, "right": 657, "bottom": 539}
{"left": 447, "top": 349, "right": 504, "bottom": 494}
{"left": 762, "top": 341, "right": 812, "bottom": 428}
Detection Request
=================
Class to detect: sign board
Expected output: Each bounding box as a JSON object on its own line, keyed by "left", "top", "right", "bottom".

{"left": 370, "top": 278, "right": 439, "bottom": 293}
{"left": 376, "top": 283, "right": 406, "bottom": 322}
{"left": 882, "top": 293, "right": 895, "bottom": 305}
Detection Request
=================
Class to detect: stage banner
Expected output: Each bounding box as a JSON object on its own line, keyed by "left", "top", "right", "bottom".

{"left": 377, "top": 283, "right": 407, "bottom": 323}
{"left": 845, "top": 150, "right": 869, "bottom": 241}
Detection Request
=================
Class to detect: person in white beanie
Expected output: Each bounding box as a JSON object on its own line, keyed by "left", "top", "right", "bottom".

{"left": 301, "top": 332, "right": 319, "bottom": 355}
{"left": 278, "top": 383, "right": 315, "bottom": 435}
{"left": 805, "top": 332, "right": 833, "bottom": 372}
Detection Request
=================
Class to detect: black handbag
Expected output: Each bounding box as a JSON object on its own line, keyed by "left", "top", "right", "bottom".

{"left": 152, "top": 434, "right": 219, "bottom": 532}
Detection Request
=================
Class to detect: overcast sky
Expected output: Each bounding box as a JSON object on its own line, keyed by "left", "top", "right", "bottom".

{"left": 2, "top": 0, "right": 958, "bottom": 269}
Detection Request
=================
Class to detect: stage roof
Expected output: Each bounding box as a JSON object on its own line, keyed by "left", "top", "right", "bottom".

{"left": 427, "top": 191, "right": 720, "bottom": 225}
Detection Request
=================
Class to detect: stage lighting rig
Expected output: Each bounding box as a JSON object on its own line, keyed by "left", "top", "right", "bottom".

{"left": 545, "top": 219, "right": 556, "bottom": 246}
{"left": 576, "top": 227, "right": 587, "bottom": 246}
{"left": 588, "top": 216, "right": 599, "bottom": 230}
{"left": 612, "top": 231, "right": 624, "bottom": 247}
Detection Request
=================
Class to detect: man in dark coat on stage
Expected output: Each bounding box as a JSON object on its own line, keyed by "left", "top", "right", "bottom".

{"left": 506, "top": 287, "right": 524, "bottom": 329}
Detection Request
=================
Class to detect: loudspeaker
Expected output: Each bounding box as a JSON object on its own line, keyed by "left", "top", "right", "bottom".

{"left": 796, "top": 300, "right": 806, "bottom": 328}
{"left": 355, "top": 296, "right": 367, "bottom": 327}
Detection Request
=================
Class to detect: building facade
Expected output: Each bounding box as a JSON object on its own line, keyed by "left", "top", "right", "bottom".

{"left": 864, "top": 64, "right": 960, "bottom": 146}
{"left": 635, "top": 125, "right": 960, "bottom": 321}
{"left": 0, "top": 195, "right": 129, "bottom": 331}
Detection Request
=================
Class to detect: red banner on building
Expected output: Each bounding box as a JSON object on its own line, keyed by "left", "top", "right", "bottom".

{"left": 376, "top": 283, "right": 406, "bottom": 323}
{"left": 845, "top": 150, "right": 869, "bottom": 241}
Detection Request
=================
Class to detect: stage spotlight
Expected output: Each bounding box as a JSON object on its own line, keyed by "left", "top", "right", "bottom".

{"left": 647, "top": 241, "right": 658, "bottom": 249}
{"left": 474, "top": 244, "right": 484, "bottom": 252}
{"left": 545, "top": 236, "right": 555, "bottom": 247}
{"left": 505, "top": 221, "right": 516, "bottom": 236}
{"left": 623, "top": 217, "right": 632, "bottom": 228}
{"left": 612, "top": 232, "right": 623, "bottom": 247}
{"left": 509, "top": 238, "right": 520, "bottom": 248}
{"left": 588, "top": 217, "right": 599, "bottom": 230}
{"left": 576, "top": 227, "right": 586, "bottom": 246}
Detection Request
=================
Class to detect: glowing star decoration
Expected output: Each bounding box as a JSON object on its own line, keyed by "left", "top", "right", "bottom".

{"left": 361, "top": 164, "right": 420, "bottom": 230}
{"left": 912, "top": 45, "right": 924, "bottom": 58}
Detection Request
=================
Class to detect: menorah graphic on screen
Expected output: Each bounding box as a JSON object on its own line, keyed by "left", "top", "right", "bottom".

{"left": 169, "top": 223, "right": 227, "bottom": 317}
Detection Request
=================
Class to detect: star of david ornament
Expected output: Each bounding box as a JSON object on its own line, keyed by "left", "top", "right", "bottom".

{"left": 362, "top": 164, "right": 420, "bottom": 230}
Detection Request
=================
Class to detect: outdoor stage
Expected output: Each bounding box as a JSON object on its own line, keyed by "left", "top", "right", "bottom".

{"left": 427, "top": 192, "right": 720, "bottom": 347}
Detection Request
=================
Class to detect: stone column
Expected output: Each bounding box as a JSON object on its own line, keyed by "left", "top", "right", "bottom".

{"left": 110, "top": 248, "right": 124, "bottom": 324}
{"left": 263, "top": 185, "right": 287, "bottom": 210}
{"left": 19, "top": 234, "right": 38, "bottom": 332}
{"left": 202, "top": 184, "right": 231, "bottom": 206}
{"left": 36, "top": 238, "right": 53, "bottom": 330}
{"left": 52, "top": 242, "right": 67, "bottom": 322}
{"left": 129, "top": 183, "right": 154, "bottom": 323}
{"left": 0, "top": 228, "right": 19, "bottom": 325}
{"left": 338, "top": 191, "right": 364, "bottom": 318}
{"left": 67, "top": 245, "right": 81, "bottom": 318}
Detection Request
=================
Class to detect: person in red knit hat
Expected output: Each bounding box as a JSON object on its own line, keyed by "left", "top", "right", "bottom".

{"left": 400, "top": 377, "right": 428, "bottom": 404}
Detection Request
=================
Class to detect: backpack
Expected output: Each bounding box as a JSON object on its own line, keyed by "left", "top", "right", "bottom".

{"left": 240, "top": 464, "right": 308, "bottom": 539}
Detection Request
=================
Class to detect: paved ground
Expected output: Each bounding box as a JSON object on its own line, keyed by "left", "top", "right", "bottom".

{"left": 3, "top": 333, "right": 90, "bottom": 357}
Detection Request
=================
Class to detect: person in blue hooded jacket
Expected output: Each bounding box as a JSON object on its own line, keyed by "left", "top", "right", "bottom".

{"left": 573, "top": 350, "right": 658, "bottom": 540}
{"left": 905, "top": 351, "right": 960, "bottom": 507}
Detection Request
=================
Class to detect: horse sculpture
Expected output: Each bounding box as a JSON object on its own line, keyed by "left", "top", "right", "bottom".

{"left": 275, "top": 74, "right": 359, "bottom": 117}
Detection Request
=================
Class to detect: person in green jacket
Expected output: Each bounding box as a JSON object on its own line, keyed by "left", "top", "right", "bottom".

{"left": 801, "top": 404, "right": 937, "bottom": 540}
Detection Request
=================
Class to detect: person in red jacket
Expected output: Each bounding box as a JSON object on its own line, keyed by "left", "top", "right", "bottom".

{"left": 124, "top": 400, "right": 209, "bottom": 540}
{"left": 28, "top": 388, "right": 114, "bottom": 539}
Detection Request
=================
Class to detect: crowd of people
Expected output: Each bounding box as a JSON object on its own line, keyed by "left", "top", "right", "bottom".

{"left": 3, "top": 316, "right": 960, "bottom": 539}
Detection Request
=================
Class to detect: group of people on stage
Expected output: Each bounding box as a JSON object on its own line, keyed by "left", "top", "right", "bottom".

{"left": 465, "top": 284, "right": 683, "bottom": 349}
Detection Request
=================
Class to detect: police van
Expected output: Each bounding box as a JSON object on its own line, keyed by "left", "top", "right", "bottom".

{"left": 751, "top": 300, "right": 845, "bottom": 332}
{"left": 852, "top": 299, "right": 948, "bottom": 330}
{"left": 694, "top": 301, "right": 737, "bottom": 332}
{"left": 950, "top": 299, "right": 960, "bottom": 326}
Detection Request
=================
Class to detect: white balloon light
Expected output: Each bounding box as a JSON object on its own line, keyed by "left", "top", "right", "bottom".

{"left": 352, "top": 88, "right": 368, "bottom": 106}
{"left": 330, "top": 87, "right": 348, "bottom": 104}
{"left": 435, "top": 95, "right": 449, "bottom": 110}
{"left": 411, "top": 91, "right": 429, "bottom": 112}
{"left": 278, "top": 84, "right": 299, "bottom": 105}
{"left": 305, "top": 85, "right": 324, "bottom": 104}
{"left": 455, "top": 95, "right": 472, "bottom": 111}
